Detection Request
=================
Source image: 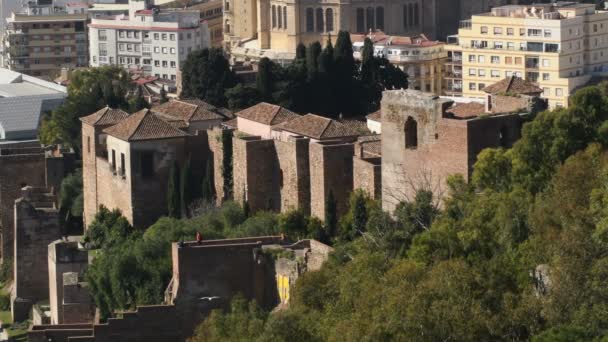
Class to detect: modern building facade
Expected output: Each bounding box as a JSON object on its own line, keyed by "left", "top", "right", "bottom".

{"left": 88, "top": 0, "right": 210, "bottom": 81}
{"left": 352, "top": 31, "right": 446, "bottom": 94}
{"left": 2, "top": 0, "right": 88, "bottom": 78}
{"left": 444, "top": 2, "right": 608, "bottom": 108}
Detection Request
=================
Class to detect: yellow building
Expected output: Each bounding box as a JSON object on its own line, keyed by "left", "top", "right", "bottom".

{"left": 225, "top": 0, "right": 430, "bottom": 63}
{"left": 189, "top": 0, "right": 224, "bottom": 47}
{"left": 445, "top": 2, "right": 608, "bottom": 108}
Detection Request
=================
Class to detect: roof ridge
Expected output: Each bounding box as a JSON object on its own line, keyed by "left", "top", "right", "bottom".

{"left": 93, "top": 107, "right": 110, "bottom": 124}
{"left": 317, "top": 115, "right": 333, "bottom": 138}
{"left": 129, "top": 109, "right": 150, "bottom": 140}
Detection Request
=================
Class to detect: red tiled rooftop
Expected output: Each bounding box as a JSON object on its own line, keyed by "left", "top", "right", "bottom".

{"left": 80, "top": 106, "right": 130, "bottom": 127}
{"left": 446, "top": 102, "right": 486, "bottom": 119}
{"left": 483, "top": 76, "right": 543, "bottom": 95}
{"left": 103, "top": 109, "right": 188, "bottom": 142}
{"left": 236, "top": 102, "right": 300, "bottom": 126}
{"left": 274, "top": 113, "right": 369, "bottom": 140}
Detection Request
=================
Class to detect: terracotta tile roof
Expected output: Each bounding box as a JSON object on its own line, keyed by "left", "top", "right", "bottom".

{"left": 358, "top": 135, "right": 381, "bottom": 157}
{"left": 350, "top": 31, "right": 443, "bottom": 47}
{"left": 235, "top": 102, "right": 300, "bottom": 126}
{"left": 222, "top": 118, "right": 238, "bottom": 129}
{"left": 80, "top": 106, "right": 130, "bottom": 127}
{"left": 446, "top": 102, "right": 486, "bottom": 119}
{"left": 366, "top": 110, "right": 381, "bottom": 121}
{"left": 151, "top": 99, "right": 225, "bottom": 123}
{"left": 275, "top": 113, "right": 369, "bottom": 140}
{"left": 103, "top": 108, "right": 188, "bottom": 142}
{"left": 483, "top": 76, "right": 543, "bottom": 95}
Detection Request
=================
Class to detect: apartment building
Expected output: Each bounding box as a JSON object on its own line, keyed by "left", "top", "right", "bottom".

{"left": 2, "top": 0, "right": 88, "bottom": 78}
{"left": 352, "top": 31, "right": 446, "bottom": 95}
{"left": 88, "top": 0, "right": 210, "bottom": 81}
{"left": 186, "top": 0, "right": 223, "bottom": 47}
{"left": 444, "top": 2, "right": 608, "bottom": 108}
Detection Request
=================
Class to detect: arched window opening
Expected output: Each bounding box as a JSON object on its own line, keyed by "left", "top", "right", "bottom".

{"left": 499, "top": 126, "right": 509, "bottom": 148}
{"left": 272, "top": 5, "right": 277, "bottom": 28}
{"left": 376, "top": 7, "right": 384, "bottom": 31}
{"left": 366, "top": 7, "right": 374, "bottom": 31}
{"left": 408, "top": 3, "right": 414, "bottom": 27}
{"left": 414, "top": 3, "right": 420, "bottom": 26}
{"left": 356, "top": 8, "right": 365, "bottom": 32}
{"left": 225, "top": 20, "right": 231, "bottom": 34}
{"left": 316, "top": 8, "right": 324, "bottom": 32}
{"left": 403, "top": 5, "right": 408, "bottom": 29}
{"left": 326, "top": 8, "right": 334, "bottom": 32}
{"left": 278, "top": 5, "right": 282, "bottom": 28}
{"left": 405, "top": 117, "right": 418, "bottom": 149}
{"left": 283, "top": 7, "right": 287, "bottom": 30}
{"left": 306, "top": 8, "right": 314, "bottom": 32}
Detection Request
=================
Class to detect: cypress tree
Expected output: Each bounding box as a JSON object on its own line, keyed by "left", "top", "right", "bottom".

{"left": 352, "top": 191, "right": 368, "bottom": 236}
{"left": 324, "top": 190, "right": 338, "bottom": 238}
{"left": 296, "top": 43, "right": 306, "bottom": 60}
{"left": 360, "top": 37, "right": 376, "bottom": 84}
{"left": 306, "top": 41, "right": 322, "bottom": 82}
{"left": 167, "top": 161, "right": 181, "bottom": 218}
{"left": 201, "top": 159, "right": 215, "bottom": 203}
{"left": 256, "top": 57, "right": 273, "bottom": 102}
{"left": 333, "top": 31, "right": 357, "bottom": 116}
{"left": 180, "top": 157, "right": 193, "bottom": 217}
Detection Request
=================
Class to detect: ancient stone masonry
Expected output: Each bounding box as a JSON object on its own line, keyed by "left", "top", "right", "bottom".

{"left": 12, "top": 187, "right": 63, "bottom": 322}
{"left": 0, "top": 143, "right": 75, "bottom": 260}
{"left": 380, "top": 89, "right": 523, "bottom": 213}
{"left": 28, "top": 236, "right": 332, "bottom": 341}
{"left": 48, "top": 238, "right": 91, "bottom": 325}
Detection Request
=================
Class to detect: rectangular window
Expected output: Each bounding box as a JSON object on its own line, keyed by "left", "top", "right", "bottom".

{"left": 514, "top": 57, "right": 522, "bottom": 64}
{"left": 154, "top": 33, "right": 159, "bottom": 40}
{"left": 111, "top": 150, "right": 116, "bottom": 171}
{"left": 469, "top": 83, "right": 477, "bottom": 91}
{"left": 478, "top": 55, "right": 485, "bottom": 63}
{"left": 493, "top": 27, "right": 502, "bottom": 35}
{"left": 491, "top": 70, "right": 500, "bottom": 78}
{"left": 478, "top": 69, "right": 486, "bottom": 77}
{"left": 491, "top": 56, "right": 500, "bottom": 64}
{"left": 162, "top": 61, "right": 168, "bottom": 67}
{"left": 507, "top": 42, "right": 514, "bottom": 50}
{"left": 162, "top": 47, "right": 167, "bottom": 54}
{"left": 154, "top": 60, "right": 160, "bottom": 66}
{"left": 469, "top": 54, "right": 476, "bottom": 62}
{"left": 556, "top": 88, "right": 563, "bottom": 96}
{"left": 542, "top": 73, "right": 550, "bottom": 81}
{"left": 170, "top": 34, "right": 175, "bottom": 41}
{"left": 469, "top": 68, "right": 477, "bottom": 76}
{"left": 170, "top": 61, "right": 176, "bottom": 68}
{"left": 170, "top": 48, "right": 176, "bottom": 54}
{"left": 505, "top": 56, "right": 513, "bottom": 64}
{"left": 494, "top": 41, "right": 503, "bottom": 49}
{"left": 478, "top": 83, "right": 486, "bottom": 90}
{"left": 120, "top": 153, "right": 126, "bottom": 176}
{"left": 481, "top": 26, "right": 488, "bottom": 34}
{"left": 528, "top": 29, "right": 541, "bottom": 37}
{"left": 543, "top": 88, "right": 550, "bottom": 96}
{"left": 544, "top": 29, "right": 552, "bottom": 37}
{"left": 507, "top": 27, "right": 514, "bottom": 36}
{"left": 154, "top": 47, "right": 160, "bottom": 53}
{"left": 519, "top": 28, "right": 525, "bottom": 36}
{"left": 162, "top": 33, "right": 167, "bottom": 40}
{"left": 87, "top": 136, "right": 90, "bottom": 153}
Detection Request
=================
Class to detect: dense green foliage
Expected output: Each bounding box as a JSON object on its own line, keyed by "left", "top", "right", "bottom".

{"left": 180, "top": 48, "right": 238, "bottom": 107}
{"left": 188, "top": 32, "right": 406, "bottom": 117}
{"left": 39, "top": 66, "right": 131, "bottom": 150}
{"left": 58, "top": 169, "right": 84, "bottom": 233}
{"left": 191, "top": 83, "right": 608, "bottom": 341}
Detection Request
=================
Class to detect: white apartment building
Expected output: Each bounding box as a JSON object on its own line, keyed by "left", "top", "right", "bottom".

{"left": 88, "top": 0, "right": 210, "bottom": 81}
{"left": 445, "top": 2, "right": 608, "bottom": 108}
